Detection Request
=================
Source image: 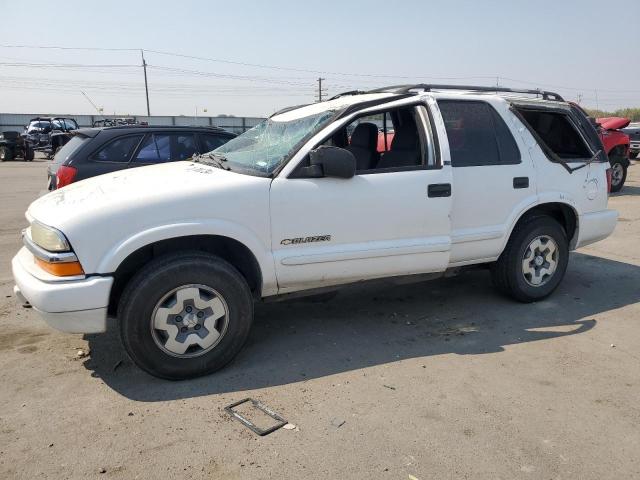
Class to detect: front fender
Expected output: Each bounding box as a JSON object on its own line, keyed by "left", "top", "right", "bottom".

{"left": 94, "top": 220, "right": 278, "bottom": 296}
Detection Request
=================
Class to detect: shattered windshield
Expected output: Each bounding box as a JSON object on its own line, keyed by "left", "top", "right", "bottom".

{"left": 210, "top": 109, "right": 336, "bottom": 175}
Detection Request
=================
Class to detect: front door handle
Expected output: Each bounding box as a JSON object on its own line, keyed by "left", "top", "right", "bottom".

{"left": 428, "top": 183, "right": 451, "bottom": 197}
{"left": 513, "top": 177, "right": 529, "bottom": 189}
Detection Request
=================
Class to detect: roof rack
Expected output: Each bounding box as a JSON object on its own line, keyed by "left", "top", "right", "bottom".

{"left": 371, "top": 84, "right": 565, "bottom": 101}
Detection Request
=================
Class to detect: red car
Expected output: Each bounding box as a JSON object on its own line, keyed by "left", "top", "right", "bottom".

{"left": 596, "top": 117, "right": 631, "bottom": 192}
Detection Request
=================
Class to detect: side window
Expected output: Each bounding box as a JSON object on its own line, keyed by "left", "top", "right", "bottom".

{"left": 135, "top": 134, "right": 171, "bottom": 163}
{"left": 343, "top": 106, "right": 427, "bottom": 172}
{"left": 92, "top": 135, "right": 143, "bottom": 162}
{"left": 174, "top": 134, "right": 197, "bottom": 160}
{"left": 200, "top": 133, "right": 230, "bottom": 152}
{"left": 347, "top": 113, "right": 392, "bottom": 154}
{"left": 132, "top": 133, "right": 197, "bottom": 163}
{"left": 438, "top": 101, "right": 521, "bottom": 167}
{"left": 64, "top": 119, "right": 78, "bottom": 130}
{"left": 516, "top": 108, "right": 593, "bottom": 160}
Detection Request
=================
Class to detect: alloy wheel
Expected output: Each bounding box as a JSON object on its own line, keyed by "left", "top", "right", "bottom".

{"left": 150, "top": 284, "right": 229, "bottom": 358}
{"left": 522, "top": 235, "right": 559, "bottom": 287}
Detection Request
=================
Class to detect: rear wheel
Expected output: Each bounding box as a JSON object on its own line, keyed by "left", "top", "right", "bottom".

{"left": 609, "top": 160, "right": 627, "bottom": 193}
{"left": 0, "top": 146, "right": 12, "bottom": 162}
{"left": 118, "top": 252, "right": 254, "bottom": 380}
{"left": 492, "top": 216, "right": 569, "bottom": 303}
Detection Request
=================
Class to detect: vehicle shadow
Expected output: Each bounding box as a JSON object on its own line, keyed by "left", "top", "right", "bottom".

{"left": 613, "top": 185, "right": 640, "bottom": 196}
{"left": 83, "top": 252, "right": 640, "bottom": 402}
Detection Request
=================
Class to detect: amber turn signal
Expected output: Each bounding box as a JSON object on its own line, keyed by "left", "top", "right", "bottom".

{"left": 35, "top": 257, "right": 84, "bottom": 276}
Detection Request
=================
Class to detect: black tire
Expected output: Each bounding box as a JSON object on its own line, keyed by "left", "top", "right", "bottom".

{"left": 0, "top": 146, "right": 12, "bottom": 162}
{"left": 118, "top": 252, "right": 254, "bottom": 380}
{"left": 609, "top": 160, "right": 627, "bottom": 193}
{"left": 491, "top": 216, "right": 569, "bottom": 303}
{"left": 24, "top": 144, "right": 34, "bottom": 161}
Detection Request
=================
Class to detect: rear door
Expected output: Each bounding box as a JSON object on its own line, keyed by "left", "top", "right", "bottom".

{"left": 437, "top": 99, "right": 534, "bottom": 264}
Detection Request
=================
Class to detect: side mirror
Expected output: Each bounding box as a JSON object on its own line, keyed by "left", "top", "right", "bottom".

{"left": 308, "top": 146, "right": 356, "bottom": 179}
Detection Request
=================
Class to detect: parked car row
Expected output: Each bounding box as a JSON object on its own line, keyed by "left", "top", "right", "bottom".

{"left": 12, "top": 84, "right": 618, "bottom": 380}
{"left": 47, "top": 125, "right": 235, "bottom": 190}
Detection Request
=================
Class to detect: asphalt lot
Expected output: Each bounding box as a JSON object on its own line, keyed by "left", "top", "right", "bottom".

{"left": 0, "top": 158, "right": 639, "bottom": 480}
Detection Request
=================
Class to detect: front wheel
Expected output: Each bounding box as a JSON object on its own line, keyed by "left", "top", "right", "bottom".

{"left": 118, "top": 252, "right": 254, "bottom": 380}
{"left": 609, "top": 160, "right": 627, "bottom": 193}
{"left": 492, "top": 216, "right": 569, "bottom": 303}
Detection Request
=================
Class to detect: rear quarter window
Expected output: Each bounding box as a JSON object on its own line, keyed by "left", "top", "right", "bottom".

{"left": 517, "top": 109, "right": 592, "bottom": 160}
{"left": 52, "top": 135, "right": 89, "bottom": 165}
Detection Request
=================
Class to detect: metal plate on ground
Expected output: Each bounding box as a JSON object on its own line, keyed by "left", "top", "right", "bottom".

{"left": 224, "top": 398, "right": 288, "bottom": 436}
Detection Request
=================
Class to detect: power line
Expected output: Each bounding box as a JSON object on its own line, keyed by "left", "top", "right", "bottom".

{"left": 2, "top": 44, "right": 639, "bottom": 95}
{"left": 0, "top": 44, "right": 138, "bottom": 52}
{"left": 0, "top": 61, "right": 138, "bottom": 68}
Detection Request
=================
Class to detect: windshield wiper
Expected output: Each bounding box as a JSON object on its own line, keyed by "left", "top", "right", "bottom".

{"left": 192, "top": 152, "right": 231, "bottom": 170}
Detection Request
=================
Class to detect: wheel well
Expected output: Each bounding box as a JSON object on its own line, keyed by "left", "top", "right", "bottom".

{"left": 107, "top": 235, "right": 262, "bottom": 315}
{"left": 515, "top": 203, "right": 578, "bottom": 246}
{"left": 608, "top": 145, "right": 630, "bottom": 166}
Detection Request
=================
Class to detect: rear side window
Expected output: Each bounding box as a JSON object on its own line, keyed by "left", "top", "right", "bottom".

{"left": 517, "top": 109, "right": 592, "bottom": 160}
{"left": 438, "top": 101, "right": 521, "bottom": 167}
{"left": 132, "top": 133, "right": 197, "bottom": 163}
{"left": 92, "top": 135, "right": 143, "bottom": 162}
{"left": 200, "top": 133, "right": 231, "bottom": 152}
{"left": 52, "top": 135, "right": 88, "bottom": 165}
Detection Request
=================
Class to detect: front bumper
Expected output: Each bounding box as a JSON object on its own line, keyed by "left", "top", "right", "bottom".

{"left": 575, "top": 209, "right": 618, "bottom": 249}
{"left": 12, "top": 247, "right": 113, "bottom": 333}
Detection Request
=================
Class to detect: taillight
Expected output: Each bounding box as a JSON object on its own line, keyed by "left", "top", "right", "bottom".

{"left": 606, "top": 168, "right": 612, "bottom": 193}
{"left": 56, "top": 165, "right": 77, "bottom": 189}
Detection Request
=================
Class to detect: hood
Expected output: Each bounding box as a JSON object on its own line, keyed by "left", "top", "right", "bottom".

{"left": 27, "top": 161, "right": 273, "bottom": 273}
{"left": 596, "top": 117, "right": 631, "bottom": 130}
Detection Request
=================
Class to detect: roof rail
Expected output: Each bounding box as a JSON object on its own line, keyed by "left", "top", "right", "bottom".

{"left": 372, "top": 84, "right": 564, "bottom": 101}
{"left": 327, "top": 90, "right": 367, "bottom": 100}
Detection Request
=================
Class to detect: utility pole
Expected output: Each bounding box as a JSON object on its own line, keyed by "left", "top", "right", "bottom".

{"left": 577, "top": 93, "right": 583, "bottom": 105}
{"left": 317, "top": 77, "right": 326, "bottom": 102}
{"left": 141, "top": 49, "right": 151, "bottom": 116}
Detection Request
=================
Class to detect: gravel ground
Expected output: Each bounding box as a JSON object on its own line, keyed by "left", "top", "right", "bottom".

{"left": 0, "top": 158, "right": 639, "bottom": 479}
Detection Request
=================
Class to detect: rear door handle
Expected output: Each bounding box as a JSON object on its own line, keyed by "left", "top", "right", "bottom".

{"left": 428, "top": 183, "right": 451, "bottom": 197}
{"left": 513, "top": 177, "right": 529, "bottom": 189}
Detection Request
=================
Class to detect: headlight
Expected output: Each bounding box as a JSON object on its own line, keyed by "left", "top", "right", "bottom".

{"left": 29, "top": 221, "right": 71, "bottom": 252}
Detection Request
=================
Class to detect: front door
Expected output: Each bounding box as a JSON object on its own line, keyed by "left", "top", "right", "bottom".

{"left": 270, "top": 103, "right": 453, "bottom": 293}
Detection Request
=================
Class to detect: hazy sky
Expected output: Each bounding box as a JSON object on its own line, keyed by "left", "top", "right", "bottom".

{"left": 1, "top": 0, "right": 638, "bottom": 117}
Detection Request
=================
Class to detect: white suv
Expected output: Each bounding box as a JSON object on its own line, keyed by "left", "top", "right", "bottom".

{"left": 12, "top": 85, "right": 618, "bottom": 379}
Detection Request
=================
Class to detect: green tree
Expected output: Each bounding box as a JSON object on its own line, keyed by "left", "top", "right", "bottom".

{"left": 585, "top": 108, "right": 640, "bottom": 122}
